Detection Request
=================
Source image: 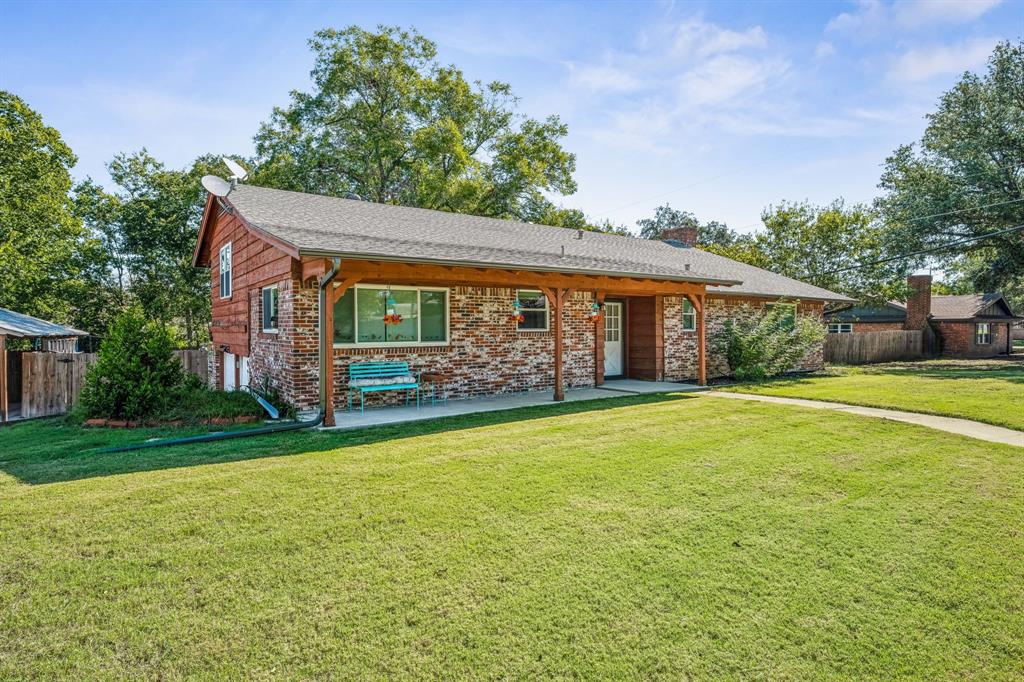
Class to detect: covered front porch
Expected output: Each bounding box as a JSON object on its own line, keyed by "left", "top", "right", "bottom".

{"left": 313, "top": 378, "right": 706, "bottom": 430}
{"left": 303, "top": 257, "right": 720, "bottom": 426}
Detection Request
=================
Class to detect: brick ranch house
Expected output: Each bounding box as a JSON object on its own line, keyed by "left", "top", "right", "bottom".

{"left": 192, "top": 184, "right": 851, "bottom": 424}
{"left": 824, "top": 274, "right": 1020, "bottom": 357}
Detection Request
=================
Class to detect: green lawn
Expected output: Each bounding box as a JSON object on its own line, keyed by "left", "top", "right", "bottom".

{"left": 722, "top": 359, "right": 1024, "bottom": 431}
{"left": 2, "top": 395, "right": 1023, "bottom": 679}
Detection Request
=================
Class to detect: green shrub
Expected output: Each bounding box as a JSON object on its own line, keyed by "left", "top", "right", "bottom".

{"left": 715, "top": 302, "right": 826, "bottom": 382}
{"left": 79, "top": 308, "right": 188, "bottom": 420}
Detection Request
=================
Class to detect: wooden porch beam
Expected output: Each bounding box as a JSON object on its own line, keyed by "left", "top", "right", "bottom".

{"left": 330, "top": 276, "right": 363, "bottom": 304}
{"left": 302, "top": 258, "right": 329, "bottom": 283}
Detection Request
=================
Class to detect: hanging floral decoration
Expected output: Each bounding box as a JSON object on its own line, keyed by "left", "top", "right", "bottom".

{"left": 382, "top": 287, "right": 403, "bottom": 326}
{"left": 589, "top": 300, "right": 603, "bottom": 323}
{"left": 508, "top": 297, "right": 525, "bottom": 324}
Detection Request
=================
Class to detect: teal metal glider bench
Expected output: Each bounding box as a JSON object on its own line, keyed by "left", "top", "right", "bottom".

{"left": 347, "top": 361, "right": 420, "bottom": 413}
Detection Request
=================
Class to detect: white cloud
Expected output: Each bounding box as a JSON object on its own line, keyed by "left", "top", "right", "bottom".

{"left": 562, "top": 15, "right": 806, "bottom": 150}
{"left": 889, "top": 37, "right": 997, "bottom": 82}
{"left": 814, "top": 41, "right": 836, "bottom": 59}
{"left": 671, "top": 19, "right": 768, "bottom": 57}
{"left": 827, "top": 0, "right": 1002, "bottom": 34}
{"left": 894, "top": 0, "right": 1003, "bottom": 26}
{"left": 677, "top": 55, "right": 788, "bottom": 106}
{"left": 568, "top": 64, "right": 644, "bottom": 93}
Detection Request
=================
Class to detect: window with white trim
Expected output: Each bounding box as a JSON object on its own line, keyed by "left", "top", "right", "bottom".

{"left": 517, "top": 290, "right": 549, "bottom": 331}
{"left": 218, "top": 243, "right": 232, "bottom": 299}
{"left": 262, "top": 285, "right": 279, "bottom": 332}
{"left": 828, "top": 323, "right": 853, "bottom": 334}
{"left": 682, "top": 299, "right": 697, "bottom": 331}
{"left": 333, "top": 285, "right": 448, "bottom": 345}
{"left": 975, "top": 322, "right": 992, "bottom": 345}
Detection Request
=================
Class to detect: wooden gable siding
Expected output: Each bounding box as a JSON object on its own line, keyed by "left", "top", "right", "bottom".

{"left": 207, "top": 209, "right": 296, "bottom": 356}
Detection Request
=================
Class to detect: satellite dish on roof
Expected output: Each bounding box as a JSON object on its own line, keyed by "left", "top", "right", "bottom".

{"left": 201, "top": 175, "right": 233, "bottom": 197}
{"left": 222, "top": 157, "right": 249, "bottom": 181}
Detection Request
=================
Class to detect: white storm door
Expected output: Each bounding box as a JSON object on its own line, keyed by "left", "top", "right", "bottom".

{"left": 604, "top": 302, "right": 623, "bottom": 377}
{"left": 223, "top": 352, "right": 236, "bottom": 391}
{"left": 239, "top": 357, "right": 250, "bottom": 390}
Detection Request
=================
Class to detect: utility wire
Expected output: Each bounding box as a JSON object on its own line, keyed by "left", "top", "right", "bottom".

{"left": 824, "top": 223, "right": 1024, "bottom": 275}
{"left": 896, "top": 197, "right": 1024, "bottom": 224}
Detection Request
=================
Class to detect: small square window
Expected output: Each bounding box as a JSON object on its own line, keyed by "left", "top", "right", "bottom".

{"left": 517, "top": 290, "right": 549, "bottom": 331}
{"left": 262, "top": 285, "right": 279, "bottom": 332}
{"left": 828, "top": 323, "right": 852, "bottom": 334}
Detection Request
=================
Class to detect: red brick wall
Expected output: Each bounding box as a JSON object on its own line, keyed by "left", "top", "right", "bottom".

{"left": 905, "top": 274, "right": 932, "bottom": 330}
{"left": 934, "top": 320, "right": 1010, "bottom": 358}
{"left": 238, "top": 275, "right": 829, "bottom": 410}
{"left": 253, "top": 285, "right": 599, "bottom": 410}
{"left": 664, "top": 295, "right": 825, "bottom": 381}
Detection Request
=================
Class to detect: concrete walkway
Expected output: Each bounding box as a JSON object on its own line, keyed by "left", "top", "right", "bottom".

{"left": 319, "top": 379, "right": 704, "bottom": 430}
{"left": 704, "top": 391, "right": 1024, "bottom": 448}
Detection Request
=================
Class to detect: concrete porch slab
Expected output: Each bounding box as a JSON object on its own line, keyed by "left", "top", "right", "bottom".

{"left": 315, "top": 379, "right": 704, "bottom": 430}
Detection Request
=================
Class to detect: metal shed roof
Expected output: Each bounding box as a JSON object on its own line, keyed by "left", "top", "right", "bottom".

{"left": 0, "top": 308, "right": 88, "bottom": 338}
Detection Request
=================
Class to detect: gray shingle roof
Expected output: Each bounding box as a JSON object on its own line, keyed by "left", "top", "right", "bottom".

{"left": 0, "top": 308, "right": 88, "bottom": 338}
{"left": 225, "top": 184, "right": 853, "bottom": 302}
{"left": 931, "top": 294, "right": 1017, "bottom": 320}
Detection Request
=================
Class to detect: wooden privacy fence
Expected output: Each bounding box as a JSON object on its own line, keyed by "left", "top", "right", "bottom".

{"left": 19, "top": 352, "right": 96, "bottom": 419}
{"left": 825, "top": 330, "right": 923, "bottom": 365}
{"left": 175, "top": 349, "right": 209, "bottom": 385}
{"left": 12, "top": 349, "right": 209, "bottom": 420}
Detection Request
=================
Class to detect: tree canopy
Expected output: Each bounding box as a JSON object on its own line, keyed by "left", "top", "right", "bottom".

{"left": 75, "top": 152, "right": 220, "bottom": 345}
{"left": 756, "top": 200, "right": 906, "bottom": 303}
{"left": 0, "top": 91, "right": 84, "bottom": 321}
{"left": 253, "top": 25, "right": 579, "bottom": 225}
{"left": 637, "top": 201, "right": 907, "bottom": 302}
{"left": 878, "top": 39, "right": 1024, "bottom": 306}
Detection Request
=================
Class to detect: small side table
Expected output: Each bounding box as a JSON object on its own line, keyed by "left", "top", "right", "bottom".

{"left": 420, "top": 373, "right": 451, "bottom": 406}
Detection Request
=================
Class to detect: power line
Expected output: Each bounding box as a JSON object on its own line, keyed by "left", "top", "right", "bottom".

{"left": 824, "top": 223, "right": 1024, "bottom": 275}
{"left": 896, "top": 197, "right": 1024, "bottom": 224}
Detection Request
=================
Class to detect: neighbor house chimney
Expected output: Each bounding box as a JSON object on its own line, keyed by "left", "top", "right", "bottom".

{"left": 661, "top": 226, "right": 699, "bottom": 247}
{"left": 905, "top": 274, "right": 932, "bottom": 330}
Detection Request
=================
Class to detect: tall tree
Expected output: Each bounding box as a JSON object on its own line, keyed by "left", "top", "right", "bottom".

{"left": 636, "top": 204, "right": 762, "bottom": 261}
{"left": 79, "top": 152, "right": 219, "bottom": 346}
{"left": 253, "top": 25, "right": 578, "bottom": 224}
{"left": 756, "top": 200, "right": 906, "bottom": 303}
{"left": 878, "top": 39, "right": 1024, "bottom": 302}
{"left": 0, "top": 91, "right": 84, "bottom": 321}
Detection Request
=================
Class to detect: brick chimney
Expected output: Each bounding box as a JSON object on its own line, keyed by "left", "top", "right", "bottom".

{"left": 905, "top": 274, "right": 932, "bottom": 330}
{"left": 661, "top": 226, "right": 699, "bottom": 247}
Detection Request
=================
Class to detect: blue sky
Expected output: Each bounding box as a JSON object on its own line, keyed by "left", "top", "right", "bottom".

{"left": 2, "top": 0, "right": 1021, "bottom": 234}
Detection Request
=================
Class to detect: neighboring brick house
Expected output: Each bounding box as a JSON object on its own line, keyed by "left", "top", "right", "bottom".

{"left": 193, "top": 183, "right": 850, "bottom": 423}
{"left": 824, "top": 274, "right": 1020, "bottom": 358}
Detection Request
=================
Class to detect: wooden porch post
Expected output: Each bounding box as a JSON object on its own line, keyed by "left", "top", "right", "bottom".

{"left": 0, "top": 333, "right": 7, "bottom": 423}
{"left": 541, "top": 287, "right": 572, "bottom": 401}
{"left": 322, "top": 276, "right": 361, "bottom": 427}
{"left": 696, "top": 294, "right": 707, "bottom": 386}
{"left": 594, "top": 292, "right": 606, "bottom": 387}
{"left": 322, "top": 285, "right": 336, "bottom": 427}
